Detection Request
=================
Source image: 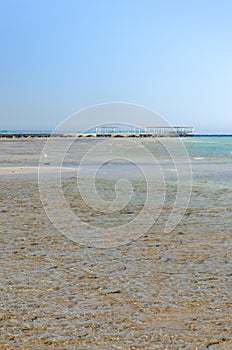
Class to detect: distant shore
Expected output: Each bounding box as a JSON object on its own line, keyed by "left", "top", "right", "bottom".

{"left": 0, "top": 126, "right": 194, "bottom": 138}
{"left": 0, "top": 134, "right": 193, "bottom": 139}
{"left": 1, "top": 134, "right": 232, "bottom": 140}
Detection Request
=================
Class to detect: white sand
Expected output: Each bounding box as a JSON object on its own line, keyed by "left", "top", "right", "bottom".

{"left": 0, "top": 166, "right": 77, "bottom": 175}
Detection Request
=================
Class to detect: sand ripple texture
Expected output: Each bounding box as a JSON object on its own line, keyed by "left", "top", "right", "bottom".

{"left": 1, "top": 138, "right": 232, "bottom": 349}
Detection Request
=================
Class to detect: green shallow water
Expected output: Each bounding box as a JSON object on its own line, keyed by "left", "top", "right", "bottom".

{"left": 0, "top": 137, "right": 232, "bottom": 349}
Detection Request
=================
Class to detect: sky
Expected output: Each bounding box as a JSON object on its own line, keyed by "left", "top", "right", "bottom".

{"left": 0, "top": 0, "right": 232, "bottom": 133}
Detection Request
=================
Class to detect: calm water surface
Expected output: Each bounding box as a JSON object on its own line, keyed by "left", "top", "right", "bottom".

{"left": 0, "top": 137, "right": 232, "bottom": 349}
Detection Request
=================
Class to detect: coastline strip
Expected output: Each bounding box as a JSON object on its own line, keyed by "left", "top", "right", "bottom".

{"left": 0, "top": 166, "right": 76, "bottom": 175}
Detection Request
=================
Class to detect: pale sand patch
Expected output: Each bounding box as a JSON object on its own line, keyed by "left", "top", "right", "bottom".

{"left": 0, "top": 166, "right": 77, "bottom": 175}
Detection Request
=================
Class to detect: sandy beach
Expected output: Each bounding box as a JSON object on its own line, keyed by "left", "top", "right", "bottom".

{"left": 0, "top": 166, "right": 76, "bottom": 175}
{"left": 1, "top": 138, "right": 232, "bottom": 349}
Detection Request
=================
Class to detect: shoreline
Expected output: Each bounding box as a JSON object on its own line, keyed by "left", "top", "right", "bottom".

{"left": 0, "top": 135, "right": 193, "bottom": 139}
{"left": 0, "top": 166, "right": 77, "bottom": 175}
{"left": 1, "top": 134, "right": 232, "bottom": 140}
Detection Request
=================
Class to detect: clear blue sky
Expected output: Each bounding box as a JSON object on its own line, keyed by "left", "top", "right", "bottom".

{"left": 0, "top": 0, "right": 232, "bottom": 133}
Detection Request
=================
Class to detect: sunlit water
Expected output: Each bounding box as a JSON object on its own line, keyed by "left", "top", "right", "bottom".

{"left": 0, "top": 137, "right": 231, "bottom": 349}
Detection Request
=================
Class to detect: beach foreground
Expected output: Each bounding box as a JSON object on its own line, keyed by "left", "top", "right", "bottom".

{"left": 1, "top": 138, "right": 232, "bottom": 349}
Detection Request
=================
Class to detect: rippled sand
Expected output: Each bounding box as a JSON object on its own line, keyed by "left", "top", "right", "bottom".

{"left": 1, "top": 138, "right": 232, "bottom": 349}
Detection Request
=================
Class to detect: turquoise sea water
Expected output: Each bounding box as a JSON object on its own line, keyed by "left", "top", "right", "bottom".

{"left": 185, "top": 136, "right": 232, "bottom": 159}
{"left": 184, "top": 136, "right": 232, "bottom": 186}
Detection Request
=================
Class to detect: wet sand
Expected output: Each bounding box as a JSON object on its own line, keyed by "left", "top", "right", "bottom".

{"left": 0, "top": 139, "right": 232, "bottom": 349}
{"left": 0, "top": 166, "right": 76, "bottom": 175}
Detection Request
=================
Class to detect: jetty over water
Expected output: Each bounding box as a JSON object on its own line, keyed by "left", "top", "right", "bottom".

{"left": 0, "top": 126, "right": 194, "bottom": 138}
{"left": 94, "top": 126, "right": 194, "bottom": 137}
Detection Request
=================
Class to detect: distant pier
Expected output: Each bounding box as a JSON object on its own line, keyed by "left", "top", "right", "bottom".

{"left": 0, "top": 126, "right": 194, "bottom": 138}
{"left": 94, "top": 126, "right": 194, "bottom": 137}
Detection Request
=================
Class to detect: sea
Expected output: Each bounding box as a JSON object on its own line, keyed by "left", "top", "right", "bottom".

{"left": 0, "top": 136, "right": 231, "bottom": 349}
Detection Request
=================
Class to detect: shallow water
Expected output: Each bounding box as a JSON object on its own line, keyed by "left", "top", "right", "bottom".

{"left": 0, "top": 137, "right": 232, "bottom": 349}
